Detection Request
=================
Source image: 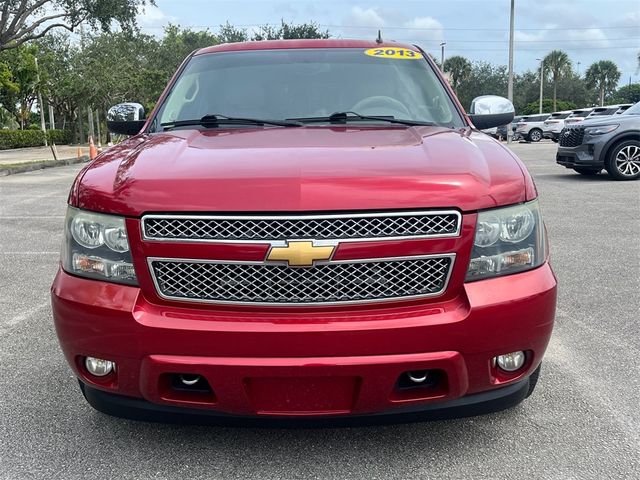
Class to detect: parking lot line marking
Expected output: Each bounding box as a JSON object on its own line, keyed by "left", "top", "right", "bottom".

{"left": 0, "top": 216, "right": 65, "bottom": 219}
{"left": 2, "top": 252, "right": 59, "bottom": 255}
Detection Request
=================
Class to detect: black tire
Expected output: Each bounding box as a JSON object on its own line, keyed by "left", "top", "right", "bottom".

{"left": 526, "top": 363, "right": 542, "bottom": 398}
{"left": 573, "top": 167, "right": 601, "bottom": 176}
{"left": 605, "top": 139, "right": 640, "bottom": 181}
{"left": 528, "top": 128, "right": 543, "bottom": 142}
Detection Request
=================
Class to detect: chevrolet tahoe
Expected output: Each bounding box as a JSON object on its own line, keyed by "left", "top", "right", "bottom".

{"left": 51, "top": 40, "right": 557, "bottom": 424}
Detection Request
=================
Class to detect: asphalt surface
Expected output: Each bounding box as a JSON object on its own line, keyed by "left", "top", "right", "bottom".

{"left": 1, "top": 141, "right": 638, "bottom": 479}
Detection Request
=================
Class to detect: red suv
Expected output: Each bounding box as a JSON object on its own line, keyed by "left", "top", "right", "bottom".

{"left": 51, "top": 40, "right": 556, "bottom": 424}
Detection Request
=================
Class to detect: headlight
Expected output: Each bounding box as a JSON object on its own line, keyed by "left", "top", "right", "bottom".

{"left": 61, "top": 207, "right": 137, "bottom": 285}
{"left": 584, "top": 124, "right": 618, "bottom": 135}
{"left": 466, "top": 200, "right": 546, "bottom": 281}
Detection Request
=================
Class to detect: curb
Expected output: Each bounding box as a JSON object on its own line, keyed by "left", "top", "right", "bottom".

{"left": 0, "top": 156, "right": 88, "bottom": 176}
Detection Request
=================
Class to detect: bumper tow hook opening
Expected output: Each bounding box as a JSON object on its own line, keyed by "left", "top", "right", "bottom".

{"left": 407, "top": 371, "right": 429, "bottom": 384}
{"left": 179, "top": 374, "right": 201, "bottom": 386}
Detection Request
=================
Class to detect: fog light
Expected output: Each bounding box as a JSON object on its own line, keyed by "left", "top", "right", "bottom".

{"left": 84, "top": 357, "right": 115, "bottom": 377}
{"left": 495, "top": 351, "right": 525, "bottom": 372}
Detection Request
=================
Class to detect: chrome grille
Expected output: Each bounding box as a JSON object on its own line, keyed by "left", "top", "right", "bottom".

{"left": 149, "top": 256, "right": 454, "bottom": 305}
{"left": 142, "top": 211, "right": 461, "bottom": 242}
{"left": 559, "top": 127, "right": 585, "bottom": 147}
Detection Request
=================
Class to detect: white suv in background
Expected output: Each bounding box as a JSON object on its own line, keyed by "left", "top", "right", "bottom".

{"left": 564, "top": 108, "right": 594, "bottom": 127}
{"left": 515, "top": 113, "right": 551, "bottom": 142}
{"left": 542, "top": 110, "right": 573, "bottom": 142}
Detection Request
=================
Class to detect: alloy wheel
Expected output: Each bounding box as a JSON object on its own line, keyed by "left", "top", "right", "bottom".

{"left": 615, "top": 145, "right": 640, "bottom": 177}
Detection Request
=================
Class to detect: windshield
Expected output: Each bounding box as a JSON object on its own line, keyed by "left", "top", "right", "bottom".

{"left": 623, "top": 102, "right": 640, "bottom": 115}
{"left": 153, "top": 48, "right": 464, "bottom": 130}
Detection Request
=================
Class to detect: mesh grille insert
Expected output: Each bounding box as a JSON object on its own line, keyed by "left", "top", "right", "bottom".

{"left": 143, "top": 212, "right": 460, "bottom": 242}
{"left": 150, "top": 256, "right": 454, "bottom": 305}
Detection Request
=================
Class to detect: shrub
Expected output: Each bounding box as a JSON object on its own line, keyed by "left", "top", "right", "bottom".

{"left": 0, "top": 129, "right": 45, "bottom": 149}
{"left": 46, "top": 129, "right": 72, "bottom": 145}
{"left": 0, "top": 129, "right": 73, "bottom": 149}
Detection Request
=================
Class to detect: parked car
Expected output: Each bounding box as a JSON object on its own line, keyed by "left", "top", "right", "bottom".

{"left": 497, "top": 115, "right": 522, "bottom": 141}
{"left": 556, "top": 101, "right": 640, "bottom": 180}
{"left": 614, "top": 104, "right": 633, "bottom": 114}
{"left": 563, "top": 108, "right": 594, "bottom": 127}
{"left": 51, "top": 40, "right": 556, "bottom": 423}
{"left": 481, "top": 126, "right": 499, "bottom": 138}
{"left": 515, "top": 113, "right": 551, "bottom": 142}
{"left": 584, "top": 106, "right": 621, "bottom": 119}
{"left": 542, "top": 110, "right": 573, "bottom": 141}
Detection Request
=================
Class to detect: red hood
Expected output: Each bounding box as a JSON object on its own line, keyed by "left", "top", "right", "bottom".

{"left": 75, "top": 126, "right": 533, "bottom": 216}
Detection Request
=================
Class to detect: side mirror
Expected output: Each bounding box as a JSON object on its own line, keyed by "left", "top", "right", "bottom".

{"left": 468, "top": 95, "right": 515, "bottom": 130}
{"left": 106, "top": 103, "right": 146, "bottom": 135}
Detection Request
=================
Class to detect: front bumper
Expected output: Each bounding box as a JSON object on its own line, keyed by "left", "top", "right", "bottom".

{"left": 543, "top": 131, "right": 560, "bottom": 140}
{"left": 52, "top": 263, "right": 556, "bottom": 420}
{"left": 556, "top": 133, "right": 612, "bottom": 168}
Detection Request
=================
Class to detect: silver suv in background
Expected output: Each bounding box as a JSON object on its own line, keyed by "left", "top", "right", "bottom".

{"left": 556, "top": 101, "right": 640, "bottom": 180}
{"left": 515, "top": 113, "right": 551, "bottom": 142}
{"left": 542, "top": 111, "right": 573, "bottom": 142}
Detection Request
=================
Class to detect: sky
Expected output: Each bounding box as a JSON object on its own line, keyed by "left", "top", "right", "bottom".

{"left": 136, "top": 0, "right": 640, "bottom": 86}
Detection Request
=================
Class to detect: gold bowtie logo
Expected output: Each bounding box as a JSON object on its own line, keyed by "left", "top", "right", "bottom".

{"left": 266, "top": 241, "right": 335, "bottom": 267}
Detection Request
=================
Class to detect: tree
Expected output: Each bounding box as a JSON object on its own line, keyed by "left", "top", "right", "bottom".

{"left": 443, "top": 56, "right": 471, "bottom": 94}
{"left": 585, "top": 60, "right": 622, "bottom": 106}
{"left": 611, "top": 83, "right": 640, "bottom": 104}
{"left": 0, "top": 0, "right": 153, "bottom": 52}
{"left": 218, "top": 22, "right": 248, "bottom": 43}
{"left": 455, "top": 61, "right": 508, "bottom": 111}
{"left": 0, "top": 44, "right": 39, "bottom": 128}
{"left": 521, "top": 99, "right": 576, "bottom": 115}
{"left": 543, "top": 50, "right": 572, "bottom": 111}
{"left": 252, "top": 20, "right": 330, "bottom": 41}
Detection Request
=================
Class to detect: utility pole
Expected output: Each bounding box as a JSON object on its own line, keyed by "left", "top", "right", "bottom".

{"left": 577, "top": 61, "right": 581, "bottom": 76}
{"left": 507, "top": 0, "right": 515, "bottom": 144}
{"left": 537, "top": 58, "right": 544, "bottom": 114}
{"left": 440, "top": 42, "right": 446, "bottom": 68}
{"left": 35, "top": 57, "right": 47, "bottom": 146}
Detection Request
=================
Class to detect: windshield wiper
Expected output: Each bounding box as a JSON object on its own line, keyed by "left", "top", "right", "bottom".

{"left": 161, "top": 114, "right": 303, "bottom": 130}
{"left": 288, "top": 111, "right": 435, "bottom": 126}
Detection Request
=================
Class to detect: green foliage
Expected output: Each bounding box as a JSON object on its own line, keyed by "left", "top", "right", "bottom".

{"left": 0, "top": 0, "right": 153, "bottom": 51}
{"left": 543, "top": 50, "right": 572, "bottom": 111}
{"left": 252, "top": 21, "right": 330, "bottom": 41}
{"left": 585, "top": 60, "right": 623, "bottom": 106}
{"left": 0, "top": 128, "right": 72, "bottom": 149}
{"left": 0, "top": 45, "right": 40, "bottom": 127}
{"left": 47, "top": 129, "right": 73, "bottom": 144}
{"left": 521, "top": 99, "right": 576, "bottom": 115}
{"left": 610, "top": 83, "right": 640, "bottom": 104}
{"left": 0, "top": 129, "right": 45, "bottom": 149}
{"left": 218, "top": 22, "right": 249, "bottom": 43}
{"left": 456, "top": 61, "right": 508, "bottom": 111}
{"left": 443, "top": 56, "right": 471, "bottom": 93}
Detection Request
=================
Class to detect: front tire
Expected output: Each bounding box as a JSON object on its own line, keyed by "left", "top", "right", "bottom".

{"left": 573, "top": 167, "right": 601, "bottom": 176}
{"left": 605, "top": 140, "right": 640, "bottom": 180}
{"left": 528, "top": 128, "right": 542, "bottom": 142}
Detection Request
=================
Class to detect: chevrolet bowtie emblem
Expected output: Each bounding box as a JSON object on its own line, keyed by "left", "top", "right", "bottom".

{"left": 266, "top": 241, "right": 335, "bottom": 267}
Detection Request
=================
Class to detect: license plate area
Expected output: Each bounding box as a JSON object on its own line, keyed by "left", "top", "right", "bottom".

{"left": 245, "top": 376, "right": 361, "bottom": 415}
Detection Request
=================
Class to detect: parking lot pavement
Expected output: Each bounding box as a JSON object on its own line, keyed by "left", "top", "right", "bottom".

{"left": 0, "top": 145, "right": 82, "bottom": 165}
{"left": 1, "top": 144, "right": 638, "bottom": 480}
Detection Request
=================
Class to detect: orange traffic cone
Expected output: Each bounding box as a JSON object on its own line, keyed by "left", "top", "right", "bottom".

{"left": 89, "top": 136, "right": 98, "bottom": 160}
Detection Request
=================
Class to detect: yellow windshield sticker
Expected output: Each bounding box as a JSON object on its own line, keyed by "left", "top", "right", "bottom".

{"left": 364, "top": 48, "right": 423, "bottom": 59}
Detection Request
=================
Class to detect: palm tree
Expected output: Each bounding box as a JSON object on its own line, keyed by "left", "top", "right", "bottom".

{"left": 442, "top": 56, "right": 471, "bottom": 94}
{"left": 585, "top": 60, "right": 622, "bottom": 106}
{"left": 543, "top": 50, "right": 572, "bottom": 111}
